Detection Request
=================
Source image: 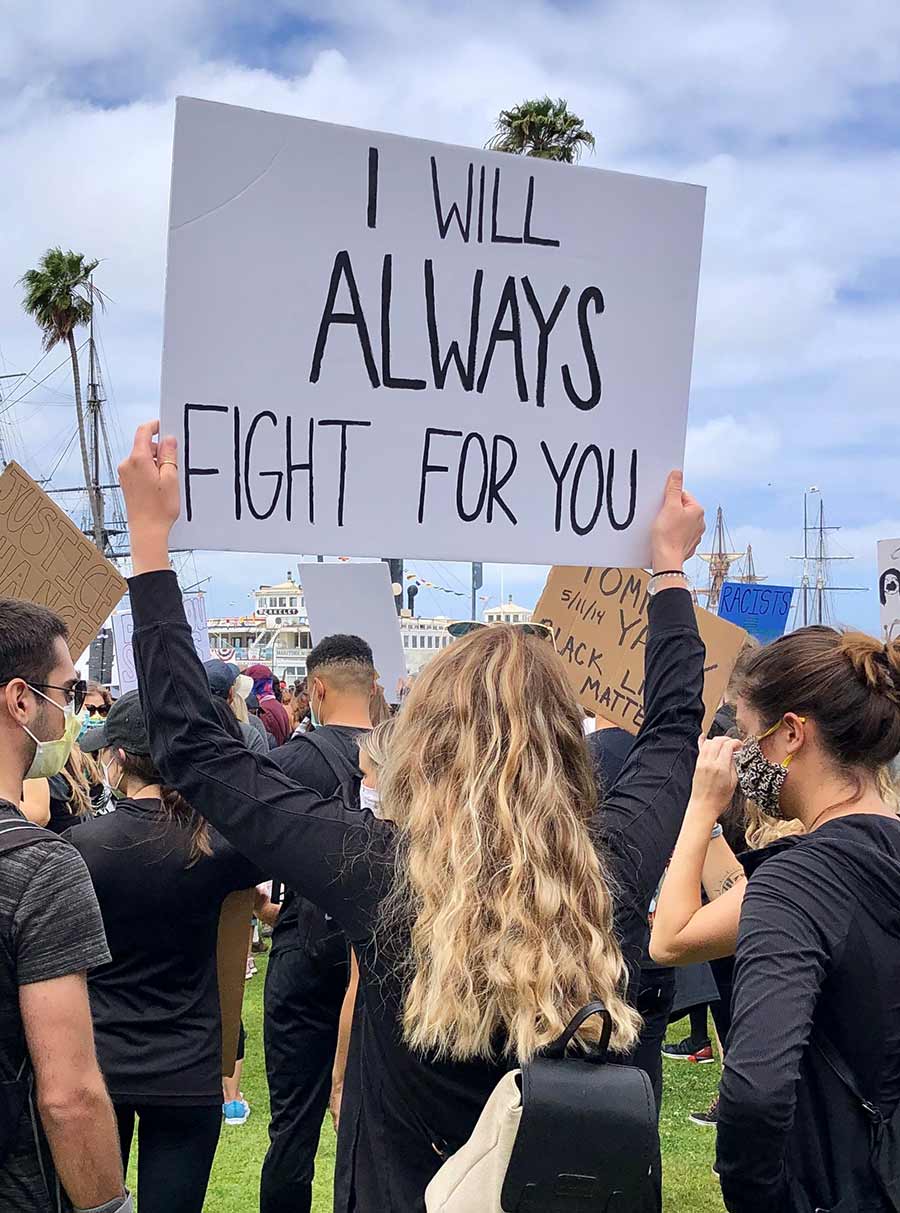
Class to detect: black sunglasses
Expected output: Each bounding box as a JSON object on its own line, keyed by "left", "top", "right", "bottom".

{"left": 447, "top": 621, "right": 555, "bottom": 642}
{"left": 86, "top": 703, "right": 110, "bottom": 717}
{"left": 0, "top": 679, "right": 89, "bottom": 713}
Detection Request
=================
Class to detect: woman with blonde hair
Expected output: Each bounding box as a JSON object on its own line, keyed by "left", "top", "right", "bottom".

{"left": 118, "top": 421, "right": 707, "bottom": 1212}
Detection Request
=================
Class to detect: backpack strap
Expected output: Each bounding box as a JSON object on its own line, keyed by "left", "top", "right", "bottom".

{"left": 302, "top": 729, "right": 363, "bottom": 807}
{"left": 0, "top": 818, "right": 51, "bottom": 858}
{"left": 814, "top": 1034, "right": 900, "bottom": 1213}
{"left": 814, "top": 1035, "right": 884, "bottom": 1124}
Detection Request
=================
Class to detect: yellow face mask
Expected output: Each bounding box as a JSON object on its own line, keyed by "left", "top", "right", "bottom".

{"left": 21, "top": 688, "right": 84, "bottom": 780}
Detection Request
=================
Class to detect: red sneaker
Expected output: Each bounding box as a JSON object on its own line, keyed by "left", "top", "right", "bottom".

{"left": 688, "top": 1044, "right": 715, "bottom": 1064}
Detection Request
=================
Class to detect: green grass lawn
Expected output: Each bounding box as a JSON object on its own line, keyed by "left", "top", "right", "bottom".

{"left": 132, "top": 951, "right": 725, "bottom": 1211}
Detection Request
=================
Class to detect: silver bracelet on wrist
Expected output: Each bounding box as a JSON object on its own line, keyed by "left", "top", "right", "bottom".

{"left": 647, "top": 570, "right": 689, "bottom": 596}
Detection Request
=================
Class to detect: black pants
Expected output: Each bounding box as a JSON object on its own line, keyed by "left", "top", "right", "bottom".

{"left": 260, "top": 941, "right": 349, "bottom": 1213}
{"left": 630, "top": 966, "right": 676, "bottom": 1213}
{"left": 632, "top": 966, "right": 678, "bottom": 1112}
{"left": 709, "top": 953, "right": 735, "bottom": 1043}
{"left": 114, "top": 1102, "right": 221, "bottom": 1213}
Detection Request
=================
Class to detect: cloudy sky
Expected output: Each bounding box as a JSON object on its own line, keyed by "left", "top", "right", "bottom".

{"left": 2, "top": 1, "right": 899, "bottom": 630}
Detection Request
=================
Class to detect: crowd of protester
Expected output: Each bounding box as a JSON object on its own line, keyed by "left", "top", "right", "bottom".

{"left": 0, "top": 419, "right": 898, "bottom": 1213}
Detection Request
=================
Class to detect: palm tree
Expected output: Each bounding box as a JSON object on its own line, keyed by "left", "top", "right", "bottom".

{"left": 486, "top": 97, "right": 596, "bottom": 163}
{"left": 20, "top": 247, "right": 105, "bottom": 549}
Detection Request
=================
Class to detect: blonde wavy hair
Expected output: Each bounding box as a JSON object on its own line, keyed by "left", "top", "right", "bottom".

{"left": 62, "top": 743, "right": 97, "bottom": 817}
{"left": 744, "top": 801, "right": 805, "bottom": 850}
{"left": 378, "top": 625, "right": 640, "bottom": 1064}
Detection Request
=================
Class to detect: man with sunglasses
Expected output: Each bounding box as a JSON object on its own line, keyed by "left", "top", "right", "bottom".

{"left": 0, "top": 597, "right": 130, "bottom": 1213}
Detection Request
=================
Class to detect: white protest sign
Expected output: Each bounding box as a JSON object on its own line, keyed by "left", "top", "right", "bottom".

{"left": 161, "top": 97, "right": 705, "bottom": 567}
{"left": 878, "top": 539, "right": 900, "bottom": 642}
{"left": 113, "top": 593, "right": 211, "bottom": 692}
{"left": 299, "top": 562, "right": 407, "bottom": 703}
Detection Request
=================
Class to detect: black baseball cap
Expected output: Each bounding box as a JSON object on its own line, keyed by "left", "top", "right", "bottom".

{"left": 79, "top": 690, "right": 151, "bottom": 756}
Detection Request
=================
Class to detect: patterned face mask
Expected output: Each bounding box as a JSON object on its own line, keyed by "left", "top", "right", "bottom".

{"left": 734, "top": 717, "right": 805, "bottom": 818}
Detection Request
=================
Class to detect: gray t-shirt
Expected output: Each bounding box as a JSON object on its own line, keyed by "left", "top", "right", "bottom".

{"left": 0, "top": 807, "right": 110, "bottom": 1212}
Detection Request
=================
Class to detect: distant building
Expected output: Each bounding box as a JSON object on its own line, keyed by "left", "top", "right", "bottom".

{"left": 398, "top": 610, "right": 454, "bottom": 674}
{"left": 484, "top": 599, "right": 532, "bottom": 625}
{"left": 208, "top": 578, "right": 534, "bottom": 682}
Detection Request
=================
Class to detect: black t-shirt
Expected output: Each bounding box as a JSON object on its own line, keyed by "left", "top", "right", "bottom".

{"left": 585, "top": 726, "right": 634, "bottom": 787}
{"left": 67, "top": 798, "right": 261, "bottom": 1105}
{"left": 268, "top": 726, "right": 368, "bottom": 954}
{"left": 0, "top": 802, "right": 110, "bottom": 1212}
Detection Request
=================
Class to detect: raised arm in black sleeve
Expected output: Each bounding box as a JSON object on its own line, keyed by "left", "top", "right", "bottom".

{"left": 129, "top": 569, "right": 389, "bottom": 942}
{"left": 597, "top": 587, "right": 705, "bottom": 923}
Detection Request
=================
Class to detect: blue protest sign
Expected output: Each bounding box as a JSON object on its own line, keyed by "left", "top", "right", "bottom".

{"left": 717, "top": 583, "right": 794, "bottom": 643}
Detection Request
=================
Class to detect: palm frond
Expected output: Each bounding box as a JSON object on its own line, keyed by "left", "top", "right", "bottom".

{"left": 486, "top": 96, "right": 595, "bottom": 163}
{"left": 19, "top": 246, "right": 102, "bottom": 347}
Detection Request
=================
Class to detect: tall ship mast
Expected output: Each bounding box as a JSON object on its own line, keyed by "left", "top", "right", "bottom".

{"left": 789, "top": 489, "right": 865, "bottom": 627}
{"left": 695, "top": 506, "right": 744, "bottom": 611}
{"left": 737, "top": 544, "right": 766, "bottom": 585}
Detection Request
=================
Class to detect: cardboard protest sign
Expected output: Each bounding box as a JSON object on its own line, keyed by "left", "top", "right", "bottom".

{"left": 718, "top": 581, "right": 793, "bottom": 644}
{"left": 112, "top": 593, "right": 210, "bottom": 692}
{"left": 0, "top": 461, "right": 126, "bottom": 657}
{"left": 217, "top": 888, "right": 254, "bottom": 1076}
{"left": 299, "top": 561, "right": 407, "bottom": 703}
{"left": 878, "top": 539, "right": 900, "bottom": 642}
{"left": 534, "top": 565, "right": 748, "bottom": 735}
{"left": 161, "top": 97, "right": 705, "bottom": 567}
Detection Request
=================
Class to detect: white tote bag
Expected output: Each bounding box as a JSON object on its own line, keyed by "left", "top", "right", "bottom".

{"left": 424, "top": 1069, "right": 522, "bottom": 1213}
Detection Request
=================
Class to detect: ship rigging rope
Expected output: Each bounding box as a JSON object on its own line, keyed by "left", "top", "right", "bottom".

{"left": 0, "top": 339, "right": 90, "bottom": 417}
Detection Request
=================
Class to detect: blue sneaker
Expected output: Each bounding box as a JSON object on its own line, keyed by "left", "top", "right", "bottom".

{"left": 223, "top": 1098, "right": 250, "bottom": 1125}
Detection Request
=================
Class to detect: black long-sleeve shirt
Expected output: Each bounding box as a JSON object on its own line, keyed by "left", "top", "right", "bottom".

{"left": 130, "top": 570, "right": 704, "bottom": 1213}
{"left": 718, "top": 815, "right": 900, "bottom": 1213}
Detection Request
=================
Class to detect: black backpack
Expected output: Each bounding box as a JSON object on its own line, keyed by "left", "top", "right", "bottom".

{"left": 0, "top": 818, "right": 54, "bottom": 1171}
{"left": 500, "top": 1002, "right": 658, "bottom": 1212}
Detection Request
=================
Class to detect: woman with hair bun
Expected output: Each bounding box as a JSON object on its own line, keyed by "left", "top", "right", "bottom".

{"left": 703, "top": 627, "right": 900, "bottom": 1213}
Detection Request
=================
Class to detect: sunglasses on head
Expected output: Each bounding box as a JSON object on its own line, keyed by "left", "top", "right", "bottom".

{"left": 447, "top": 621, "right": 555, "bottom": 643}
{"left": 86, "top": 703, "right": 110, "bottom": 717}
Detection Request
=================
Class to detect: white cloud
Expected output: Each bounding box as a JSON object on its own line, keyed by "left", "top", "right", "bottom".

{"left": 686, "top": 416, "right": 781, "bottom": 481}
{"left": 2, "top": 0, "right": 899, "bottom": 637}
